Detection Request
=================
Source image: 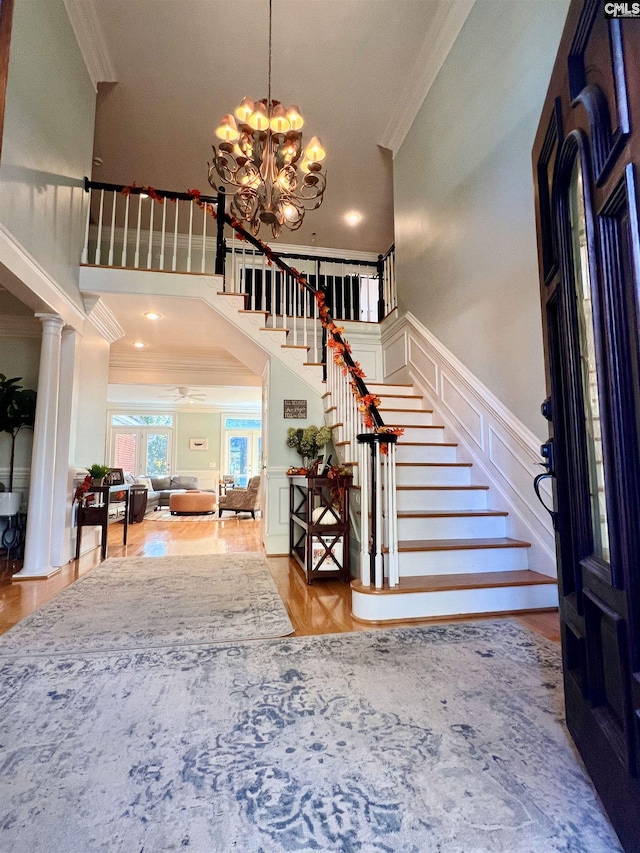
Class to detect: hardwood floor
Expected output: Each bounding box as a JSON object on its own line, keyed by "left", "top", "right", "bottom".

{"left": 0, "top": 516, "right": 560, "bottom": 643}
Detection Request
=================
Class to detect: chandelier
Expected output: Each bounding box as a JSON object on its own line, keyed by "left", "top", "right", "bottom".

{"left": 208, "top": 0, "right": 326, "bottom": 239}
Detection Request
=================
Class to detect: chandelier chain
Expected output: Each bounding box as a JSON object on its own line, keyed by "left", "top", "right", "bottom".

{"left": 268, "top": 0, "right": 272, "bottom": 109}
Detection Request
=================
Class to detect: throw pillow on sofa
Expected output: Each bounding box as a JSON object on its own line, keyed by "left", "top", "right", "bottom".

{"left": 151, "top": 476, "right": 171, "bottom": 491}
{"left": 170, "top": 475, "right": 198, "bottom": 490}
{"left": 135, "top": 477, "right": 154, "bottom": 491}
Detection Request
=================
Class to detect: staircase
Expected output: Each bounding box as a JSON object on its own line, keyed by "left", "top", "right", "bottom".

{"left": 326, "top": 381, "right": 557, "bottom": 623}
{"left": 80, "top": 179, "right": 557, "bottom": 624}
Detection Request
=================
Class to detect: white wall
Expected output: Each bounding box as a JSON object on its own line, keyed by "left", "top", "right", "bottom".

{"left": 393, "top": 0, "right": 568, "bottom": 439}
{"left": 73, "top": 323, "right": 110, "bottom": 467}
{"left": 263, "top": 359, "right": 326, "bottom": 555}
{"left": 0, "top": 0, "right": 95, "bottom": 307}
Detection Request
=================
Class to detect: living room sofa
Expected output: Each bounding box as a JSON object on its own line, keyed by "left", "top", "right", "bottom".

{"left": 123, "top": 474, "right": 201, "bottom": 514}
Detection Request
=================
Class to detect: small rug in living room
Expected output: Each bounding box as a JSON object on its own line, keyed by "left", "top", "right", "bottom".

{"left": 0, "top": 554, "right": 293, "bottom": 655}
{"left": 146, "top": 509, "right": 225, "bottom": 522}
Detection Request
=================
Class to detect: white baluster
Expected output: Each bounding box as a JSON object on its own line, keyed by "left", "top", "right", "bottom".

{"left": 271, "top": 265, "right": 277, "bottom": 327}
{"left": 388, "top": 441, "right": 399, "bottom": 587}
{"left": 187, "top": 201, "right": 194, "bottom": 272}
{"left": 231, "top": 227, "right": 237, "bottom": 292}
{"left": 95, "top": 189, "right": 104, "bottom": 265}
{"left": 303, "top": 287, "right": 308, "bottom": 350}
{"left": 374, "top": 442, "right": 384, "bottom": 589}
{"left": 81, "top": 187, "right": 91, "bottom": 264}
{"left": 159, "top": 200, "right": 167, "bottom": 270}
{"left": 261, "top": 253, "right": 266, "bottom": 313}
{"left": 312, "top": 287, "right": 319, "bottom": 364}
{"left": 121, "top": 194, "right": 130, "bottom": 267}
{"left": 360, "top": 439, "right": 370, "bottom": 586}
{"left": 172, "top": 200, "right": 179, "bottom": 271}
{"left": 108, "top": 191, "right": 116, "bottom": 266}
{"left": 201, "top": 203, "right": 207, "bottom": 273}
{"left": 146, "top": 198, "right": 154, "bottom": 269}
{"left": 134, "top": 194, "right": 143, "bottom": 269}
{"left": 293, "top": 276, "right": 298, "bottom": 346}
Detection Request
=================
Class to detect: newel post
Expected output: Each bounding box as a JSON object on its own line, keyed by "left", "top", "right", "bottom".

{"left": 377, "top": 253, "right": 385, "bottom": 322}
{"left": 215, "top": 186, "right": 226, "bottom": 278}
{"left": 357, "top": 431, "right": 399, "bottom": 589}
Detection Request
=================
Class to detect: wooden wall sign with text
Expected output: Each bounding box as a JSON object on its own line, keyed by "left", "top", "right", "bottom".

{"left": 284, "top": 399, "right": 307, "bottom": 419}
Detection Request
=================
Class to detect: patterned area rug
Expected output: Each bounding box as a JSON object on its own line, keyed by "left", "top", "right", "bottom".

{"left": 0, "top": 620, "right": 619, "bottom": 852}
{"left": 0, "top": 554, "right": 293, "bottom": 654}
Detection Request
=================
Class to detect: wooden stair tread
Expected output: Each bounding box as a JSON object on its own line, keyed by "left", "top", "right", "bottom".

{"left": 281, "top": 344, "right": 309, "bottom": 350}
{"left": 397, "top": 509, "right": 508, "bottom": 518}
{"left": 239, "top": 309, "right": 268, "bottom": 315}
{"left": 386, "top": 423, "right": 444, "bottom": 429}
{"left": 261, "top": 326, "right": 288, "bottom": 333}
{"left": 368, "top": 383, "right": 413, "bottom": 387}
{"left": 351, "top": 570, "right": 556, "bottom": 595}
{"left": 397, "top": 537, "right": 531, "bottom": 552}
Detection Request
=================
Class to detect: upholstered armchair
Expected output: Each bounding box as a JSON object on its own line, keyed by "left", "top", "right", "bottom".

{"left": 218, "top": 475, "right": 261, "bottom": 518}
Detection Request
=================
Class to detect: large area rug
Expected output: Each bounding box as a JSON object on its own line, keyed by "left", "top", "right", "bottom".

{"left": 0, "top": 619, "right": 619, "bottom": 852}
{"left": 0, "top": 554, "right": 293, "bottom": 654}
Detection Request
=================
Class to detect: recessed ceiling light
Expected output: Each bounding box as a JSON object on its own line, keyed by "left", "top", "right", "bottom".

{"left": 345, "top": 211, "right": 362, "bottom": 226}
{"left": 132, "top": 341, "right": 147, "bottom": 349}
{"left": 144, "top": 311, "right": 161, "bottom": 320}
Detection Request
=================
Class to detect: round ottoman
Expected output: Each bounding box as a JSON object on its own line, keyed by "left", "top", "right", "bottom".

{"left": 169, "top": 491, "right": 216, "bottom": 515}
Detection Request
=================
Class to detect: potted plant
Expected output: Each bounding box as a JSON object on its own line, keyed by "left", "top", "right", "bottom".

{"left": 286, "top": 425, "right": 332, "bottom": 472}
{"left": 0, "top": 374, "right": 36, "bottom": 515}
{"left": 87, "top": 464, "right": 111, "bottom": 487}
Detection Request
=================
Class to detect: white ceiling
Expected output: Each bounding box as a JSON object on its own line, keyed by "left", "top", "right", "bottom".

{"left": 87, "top": 0, "right": 461, "bottom": 253}
{"left": 107, "top": 382, "right": 262, "bottom": 411}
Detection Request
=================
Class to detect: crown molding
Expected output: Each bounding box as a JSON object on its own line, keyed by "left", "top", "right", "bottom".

{"left": 109, "top": 350, "right": 260, "bottom": 380}
{"left": 379, "top": 0, "right": 475, "bottom": 156}
{"left": 82, "top": 295, "right": 125, "bottom": 343}
{"left": 63, "top": 0, "right": 116, "bottom": 92}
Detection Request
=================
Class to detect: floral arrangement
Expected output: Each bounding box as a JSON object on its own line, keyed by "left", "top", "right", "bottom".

{"left": 286, "top": 425, "right": 332, "bottom": 469}
{"left": 73, "top": 474, "right": 92, "bottom": 504}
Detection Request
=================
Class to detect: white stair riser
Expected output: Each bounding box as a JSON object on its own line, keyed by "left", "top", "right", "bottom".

{"left": 395, "top": 444, "right": 458, "bottom": 463}
{"left": 391, "top": 426, "right": 445, "bottom": 443}
{"left": 368, "top": 384, "right": 415, "bottom": 395}
{"left": 378, "top": 409, "right": 434, "bottom": 426}
{"left": 377, "top": 395, "right": 425, "bottom": 411}
{"left": 396, "top": 489, "right": 487, "bottom": 512}
{"left": 396, "top": 465, "right": 471, "bottom": 486}
{"left": 398, "top": 546, "right": 531, "bottom": 576}
{"left": 397, "top": 513, "right": 507, "bottom": 540}
{"left": 352, "top": 582, "right": 558, "bottom": 622}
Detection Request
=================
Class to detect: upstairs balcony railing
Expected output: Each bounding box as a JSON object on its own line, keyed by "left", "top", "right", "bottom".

{"left": 82, "top": 179, "right": 400, "bottom": 589}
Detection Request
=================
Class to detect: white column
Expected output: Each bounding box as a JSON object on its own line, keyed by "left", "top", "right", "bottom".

{"left": 15, "top": 314, "right": 65, "bottom": 579}
{"left": 50, "top": 328, "right": 80, "bottom": 568}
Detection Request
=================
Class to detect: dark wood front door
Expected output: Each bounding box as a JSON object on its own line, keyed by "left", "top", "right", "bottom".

{"left": 533, "top": 1, "right": 640, "bottom": 849}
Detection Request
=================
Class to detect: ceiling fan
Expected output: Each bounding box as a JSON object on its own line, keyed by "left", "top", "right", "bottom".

{"left": 159, "top": 386, "right": 207, "bottom": 403}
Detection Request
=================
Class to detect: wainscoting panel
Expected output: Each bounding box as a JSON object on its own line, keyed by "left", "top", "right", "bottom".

{"left": 264, "top": 466, "right": 290, "bottom": 556}
{"left": 382, "top": 313, "right": 556, "bottom": 576}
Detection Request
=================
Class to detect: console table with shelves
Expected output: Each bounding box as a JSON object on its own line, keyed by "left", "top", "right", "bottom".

{"left": 289, "top": 475, "right": 351, "bottom": 584}
{"left": 75, "top": 483, "right": 131, "bottom": 560}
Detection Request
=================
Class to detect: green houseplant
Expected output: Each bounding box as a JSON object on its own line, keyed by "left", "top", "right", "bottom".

{"left": 0, "top": 374, "right": 37, "bottom": 513}
{"left": 87, "top": 463, "right": 111, "bottom": 486}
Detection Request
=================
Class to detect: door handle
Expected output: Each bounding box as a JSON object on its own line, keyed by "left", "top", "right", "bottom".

{"left": 534, "top": 438, "right": 557, "bottom": 528}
